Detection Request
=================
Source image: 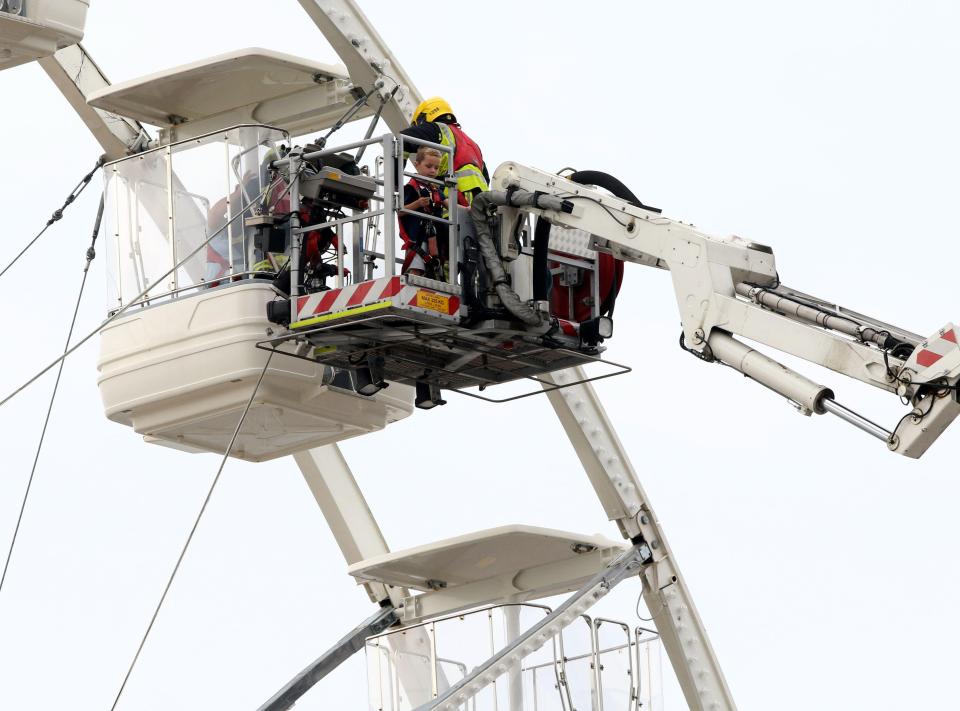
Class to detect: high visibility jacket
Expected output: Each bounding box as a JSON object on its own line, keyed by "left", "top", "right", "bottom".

{"left": 435, "top": 122, "right": 488, "bottom": 206}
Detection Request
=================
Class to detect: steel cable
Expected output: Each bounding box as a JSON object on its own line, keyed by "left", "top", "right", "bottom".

{"left": 107, "top": 351, "right": 274, "bottom": 711}
{"left": 0, "top": 169, "right": 300, "bottom": 412}
{"left": 0, "top": 195, "right": 105, "bottom": 595}
{"left": 0, "top": 156, "right": 104, "bottom": 282}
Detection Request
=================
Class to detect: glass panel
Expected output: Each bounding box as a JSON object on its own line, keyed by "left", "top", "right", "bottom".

{"left": 634, "top": 629, "right": 664, "bottom": 711}
{"left": 431, "top": 608, "right": 494, "bottom": 707}
{"left": 168, "top": 136, "right": 227, "bottom": 288}
{"left": 390, "top": 629, "right": 435, "bottom": 710}
{"left": 366, "top": 604, "right": 563, "bottom": 711}
{"left": 101, "top": 124, "right": 288, "bottom": 311}
{"left": 594, "top": 620, "right": 633, "bottom": 711}
{"left": 103, "top": 150, "right": 170, "bottom": 307}
{"left": 367, "top": 640, "right": 396, "bottom": 711}
{"left": 102, "top": 168, "right": 123, "bottom": 310}
{"left": 523, "top": 664, "right": 568, "bottom": 711}
{"left": 559, "top": 616, "right": 596, "bottom": 711}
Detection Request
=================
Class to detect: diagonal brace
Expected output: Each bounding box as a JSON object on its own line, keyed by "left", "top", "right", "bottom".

{"left": 257, "top": 604, "right": 398, "bottom": 711}
{"left": 413, "top": 543, "right": 650, "bottom": 711}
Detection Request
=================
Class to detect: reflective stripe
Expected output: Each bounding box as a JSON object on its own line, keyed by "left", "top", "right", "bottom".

{"left": 253, "top": 252, "right": 290, "bottom": 272}
{"left": 436, "top": 123, "right": 489, "bottom": 196}
{"left": 455, "top": 167, "right": 485, "bottom": 180}
{"left": 435, "top": 122, "right": 455, "bottom": 179}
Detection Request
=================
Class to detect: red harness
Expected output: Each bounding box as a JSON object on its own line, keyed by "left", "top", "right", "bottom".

{"left": 399, "top": 177, "right": 445, "bottom": 272}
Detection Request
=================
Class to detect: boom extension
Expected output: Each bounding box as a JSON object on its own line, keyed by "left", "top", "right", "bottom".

{"left": 489, "top": 162, "right": 960, "bottom": 458}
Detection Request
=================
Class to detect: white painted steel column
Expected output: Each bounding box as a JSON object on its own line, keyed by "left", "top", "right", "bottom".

{"left": 504, "top": 605, "right": 524, "bottom": 711}
{"left": 38, "top": 45, "right": 145, "bottom": 160}
{"left": 295, "top": 0, "right": 422, "bottom": 133}
{"left": 293, "top": 444, "right": 399, "bottom": 605}
{"left": 292, "top": 445, "right": 449, "bottom": 700}
{"left": 542, "top": 368, "right": 737, "bottom": 711}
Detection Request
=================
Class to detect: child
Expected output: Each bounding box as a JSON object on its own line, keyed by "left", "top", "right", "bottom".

{"left": 399, "top": 146, "right": 448, "bottom": 279}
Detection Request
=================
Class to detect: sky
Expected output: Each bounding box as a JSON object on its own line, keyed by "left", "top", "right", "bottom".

{"left": 1, "top": 0, "right": 960, "bottom": 709}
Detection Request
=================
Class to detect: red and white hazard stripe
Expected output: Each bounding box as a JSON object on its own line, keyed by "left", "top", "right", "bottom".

{"left": 907, "top": 323, "right": 959, "bottom": 371}
{"left": 295, "top": 275, "right": 460, "bottom": 322}
{"left": 296, "top": 275, "right": 402, "bottom": 318}
{"left": 558, "top": 319, "right": 579, "bottom": 337}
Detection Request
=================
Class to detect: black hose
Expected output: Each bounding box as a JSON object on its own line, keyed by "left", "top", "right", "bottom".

{"left": 568, "top": 170, "right": 660, "bottom": 213}
{"left": 532, "top": 217, "right": 552, "bottom": 301}
{"left": 565, "top": 170, "right": 656, "bottom": 318}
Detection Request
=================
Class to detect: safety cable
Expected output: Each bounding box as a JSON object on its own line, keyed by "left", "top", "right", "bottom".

{"left": 355, "top": 84, "right": 400, "bottom": 164}
{"left": 554, "top": 193, "right": 635, "bottom": 228}
{"left": 0, "top": 196, "right": 105, "bottom": 596}
{"left": 0, "top": 169, "right": 299, "bottom": 412}
{"left": 108, "top": 351, "right": 274, "bottom": 711}
{"left": 0, "top": 156, "right": 104, "bottom": 283}
{"left": 313, "top": 83, "right": 378, "bottom": 152}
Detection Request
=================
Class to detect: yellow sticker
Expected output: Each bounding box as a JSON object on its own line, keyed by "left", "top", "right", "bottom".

{"left": 417, "top": 290, "right": 450, "bottom": 314}
{"left": 325, "top": 171, "right": 341, "bottom": 180}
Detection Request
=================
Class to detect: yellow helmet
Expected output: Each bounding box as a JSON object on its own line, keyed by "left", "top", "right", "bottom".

{"left": 411, "top": 96, "right": 455, "bottom": 125}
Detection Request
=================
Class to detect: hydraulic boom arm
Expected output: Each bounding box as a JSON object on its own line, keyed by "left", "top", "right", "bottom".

{"left": 490, "top": 162, "right": 960, "bottom": 459}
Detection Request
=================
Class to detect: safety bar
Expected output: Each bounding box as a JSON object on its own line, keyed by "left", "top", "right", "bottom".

{"left": 281, "top": 132, "right": 460, "bottom": 300}
{"left": 396, "top": 133, "right": 458, "bottom": 286}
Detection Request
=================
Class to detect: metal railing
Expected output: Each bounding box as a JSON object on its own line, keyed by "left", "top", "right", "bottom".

{"left": 106, "top": 127, "right": 461, "bottom": 314}
{"left": 518, "top": 618, "right": 663, "bottom": 711}
{"left": 366, "top": 603, "right": 558, "bottom": 710}
{"left": 365, "top": 600, "right": 664, "bottom": 711}
{"left": 273, "top": 132, "right": 460, "bottom": 301}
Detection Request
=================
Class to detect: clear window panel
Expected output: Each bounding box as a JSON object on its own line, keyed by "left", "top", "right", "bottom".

{"left": 367, "top": 641, "right": 397, "bottom": 711}
{"left": 523, "top": 665, "right": 568, "bottom": 711}
{"left": 169, "top": 136, "right": 227, "bottom": 288}
{"left": 103, "top": 170, "right": 123, "bottom": 309}
{"left": 366, "top": 627, "right": 435, "bottom": 711}
{"left": 101, "top": 124, "right": 288, "bottom": 311}
{"left": 634, "top": 630, "right": 664, "bottom": 711}
{"left": 560, "top": 616, "right": 596, "bottom": 711}
{"left": 367, "top": 605, "right": 565, "bottom": 711}
{"left": 432, "top": 609, "right": 494, "bottom": 701}
{"left": 594, "top": 620, "right": 634, "bottom": 711}
{"left": 103, "top": 150, "right": 170, "bottom": 307}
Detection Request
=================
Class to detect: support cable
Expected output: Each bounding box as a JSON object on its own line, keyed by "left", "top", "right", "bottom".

{"left": 0, "top": 156, "right": 104, "bottom": 282}
{"left": 107, "top": 351, "right": 274, "bottom": 711}
{"left": 0, "top": 195, "right": 105, "bottom": 595}
{"left": 0, "top": 170, "right": 299, "bottom": 412}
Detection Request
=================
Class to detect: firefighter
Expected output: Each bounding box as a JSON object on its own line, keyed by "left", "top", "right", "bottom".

{"left": 400, "top": 96, "right": 488, "bottom": 206}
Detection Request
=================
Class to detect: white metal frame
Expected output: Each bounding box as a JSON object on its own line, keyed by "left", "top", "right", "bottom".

{"left": 288, "top": 369, "right": 736, "bottom": 710}
{"left": 25, "top": 0, "right": 959, "bottom": 708}
{"left": 491, "top": 163, "right": 960, "bottom": 459}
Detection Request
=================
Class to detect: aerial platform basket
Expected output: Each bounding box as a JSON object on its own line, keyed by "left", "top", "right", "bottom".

{"left": 241, "top": 130, "right": 632, "bottom": 403}
{"left": 268, "top": 273, "right": 626, "bottom": 399}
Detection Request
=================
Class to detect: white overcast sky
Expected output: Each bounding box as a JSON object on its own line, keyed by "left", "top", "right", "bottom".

{"left": 2, "top": 1, "right": 960, "bottom": 709}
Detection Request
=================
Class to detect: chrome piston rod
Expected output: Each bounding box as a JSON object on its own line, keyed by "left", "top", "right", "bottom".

{"left": 819, "top": 398, "right": 892, "bottom": 442}
{"left": 735, "top": 283, "right": 892, "bottom": 348}
{"left": 707, "top": 330, "right": 892, "bottom": 441}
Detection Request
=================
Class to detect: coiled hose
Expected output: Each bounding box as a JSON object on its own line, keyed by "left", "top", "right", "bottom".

{"left": 469, "top": 189, "right": 571, "bottom": 327}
